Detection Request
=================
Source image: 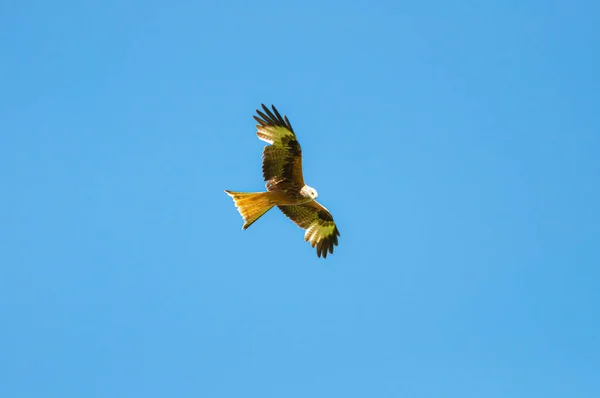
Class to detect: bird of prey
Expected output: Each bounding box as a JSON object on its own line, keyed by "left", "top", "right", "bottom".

{"left": 225, "top": 104, "right": 340, "bottom": 258}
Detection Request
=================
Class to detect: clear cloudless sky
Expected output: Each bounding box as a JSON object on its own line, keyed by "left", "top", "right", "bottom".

{"left": 1, "top": 1, "right": 599, "bottom": 397}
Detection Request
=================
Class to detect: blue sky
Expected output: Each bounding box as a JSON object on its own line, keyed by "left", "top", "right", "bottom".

{"left": 1, "top": 1, "right": 599, "bottom": 397}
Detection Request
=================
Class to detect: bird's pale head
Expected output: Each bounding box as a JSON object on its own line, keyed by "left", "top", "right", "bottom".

{"left": 301, "top": 185, "right": 318, "bottom": 200}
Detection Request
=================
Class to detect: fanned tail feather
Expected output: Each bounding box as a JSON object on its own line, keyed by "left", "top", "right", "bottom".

{"left": 224, "top": 190, "right": 274, "bottom": 229}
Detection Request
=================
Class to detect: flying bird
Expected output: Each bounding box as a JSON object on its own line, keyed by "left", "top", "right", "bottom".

{"left": 225, "top": 104, "right": 340, "bottom": 258}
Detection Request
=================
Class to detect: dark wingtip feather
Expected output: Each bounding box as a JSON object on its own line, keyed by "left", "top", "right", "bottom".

{"left": 314, "top": 236, "right": 330, "bottom": 259}
{"left": 255, "top": 104, "right": 294, "bottom": 131}
{"left": 256, "top": 105, "right": 288, "bottom": 127}
{"left": 272, "top": 106, "right": 288, "bottom": 128}
{"left": 284, "top": 115, "right": 293, "bottom": 131}
{"left": 253, "top": 115, "right": 266, "bottom": 126}
{"left": 271, "top": 105, "right": 282, "bottom": 119}
{"left": 255, "top": 109, "right": 270, "bottom": 123}
{"left": 317, "top": 240, "right": 324, "bottom": 256}
{"left": 263, "top": 105, "right": 277, "bottom": 121}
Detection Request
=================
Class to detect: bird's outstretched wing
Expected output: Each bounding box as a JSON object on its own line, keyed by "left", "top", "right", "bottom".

{"left": 254, "top": 104, "right": 305, "bottom": 190}
{"left": 278, "top": 200, "right": 340, "bottom": 258}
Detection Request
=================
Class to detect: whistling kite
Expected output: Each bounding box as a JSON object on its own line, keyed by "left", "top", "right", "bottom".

{"left": 225, "top": 104, "right": 340, "bottom": 258}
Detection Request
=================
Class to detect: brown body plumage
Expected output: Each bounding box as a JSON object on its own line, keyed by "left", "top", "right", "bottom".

{"left": 225, "top": 104, "right": 340, "bottom": 258}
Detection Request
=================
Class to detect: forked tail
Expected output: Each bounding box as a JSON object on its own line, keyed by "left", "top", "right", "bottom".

{"left": 224, "top": 190, "right": 274, "bottom": 229}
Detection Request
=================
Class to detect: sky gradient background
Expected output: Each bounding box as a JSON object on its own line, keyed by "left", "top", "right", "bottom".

{"left": 2, "top": 1, "right": 599, "bottom": 397}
